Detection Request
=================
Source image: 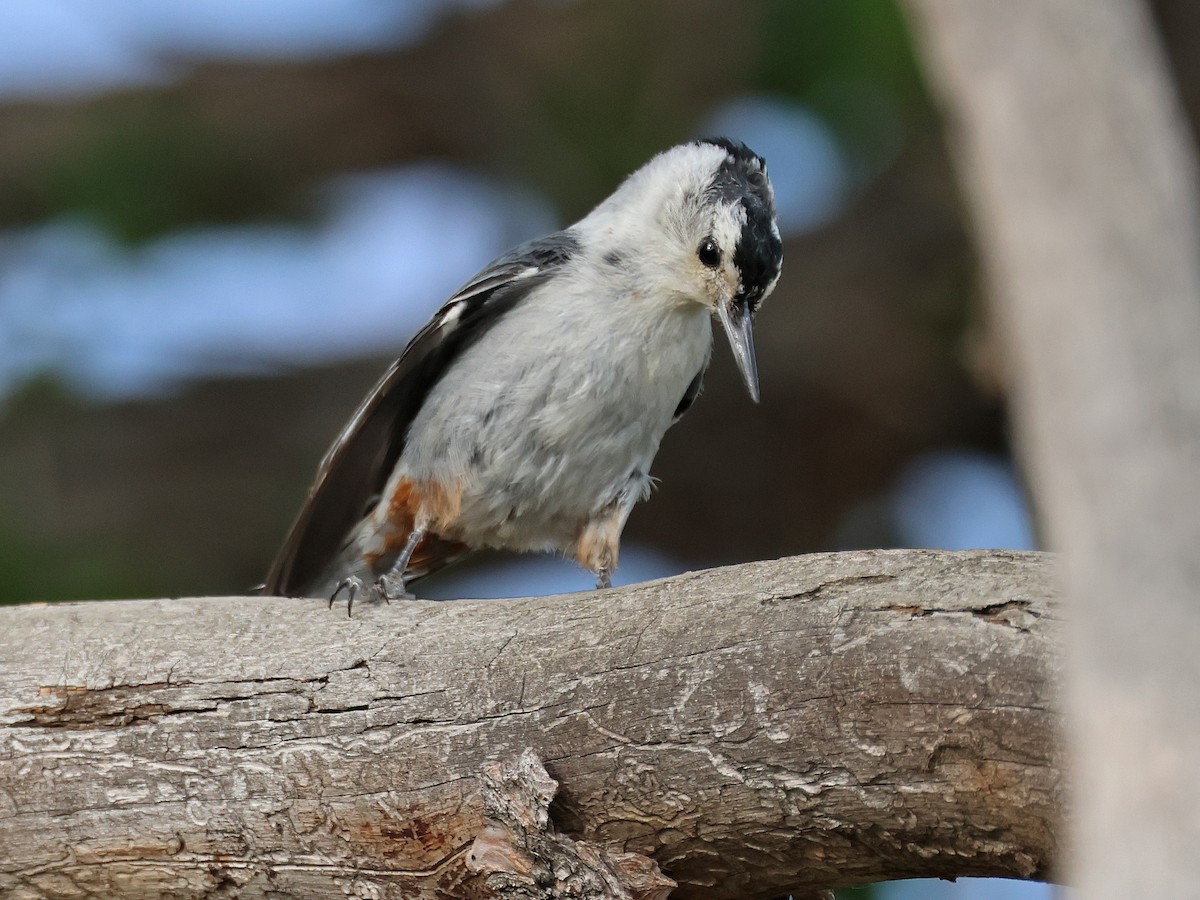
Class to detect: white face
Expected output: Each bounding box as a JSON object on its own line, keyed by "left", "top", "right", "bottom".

{"left": 606, "top": 139, "right": 781, "bottom": 401}
{"left": 688, "top": 197, "right": 752, "bottom": 313}
{"left": 575, "top": 139, "right": 782, "bottom": 315}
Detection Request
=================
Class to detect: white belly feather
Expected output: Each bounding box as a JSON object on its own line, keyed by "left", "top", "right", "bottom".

{"left": 395, "top": 277, "right": 713, "bottom": 552}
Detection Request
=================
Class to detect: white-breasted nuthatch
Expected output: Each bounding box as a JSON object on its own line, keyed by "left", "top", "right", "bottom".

{"left": 265, "top": 138, "right": 783, "bottom": 608}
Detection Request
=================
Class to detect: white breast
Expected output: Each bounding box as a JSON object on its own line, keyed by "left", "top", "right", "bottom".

{"left": 395, "top": 268, "right": 713, "bottom": 552}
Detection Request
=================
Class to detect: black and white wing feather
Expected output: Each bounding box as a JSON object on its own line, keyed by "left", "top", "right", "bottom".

{"left": 264, "top": 232, "right": 578, "bottom": 596}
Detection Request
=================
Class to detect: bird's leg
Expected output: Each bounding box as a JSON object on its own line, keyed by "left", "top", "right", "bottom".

{"left": 375, "top": 521, "right": 427, "bottom": 602}
{"left": 575, "top": 521, "right": 618, "bottom": 590}
{"left": 576, "top": 476, "right": 647, "bottom": 591}
{"left": 575, "top": 499, "right": 631, "bottom": 591}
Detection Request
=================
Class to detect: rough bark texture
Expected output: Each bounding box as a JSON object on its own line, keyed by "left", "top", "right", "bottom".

{"left": 902, "top": 2, "right": 1200, "bottom": 896}
{"left": 0, "top": 550, "right": 1062, "bottom": 899}
{"left": 2, "top": 549, "right": 1060, "bottom": 900}
{"left": 467, "top": 749, "right": 676, "bottom": 899}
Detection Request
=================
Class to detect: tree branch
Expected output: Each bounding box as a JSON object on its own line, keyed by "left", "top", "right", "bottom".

{"left": 0, "top": 550, "right": 1062, "bottom": 899}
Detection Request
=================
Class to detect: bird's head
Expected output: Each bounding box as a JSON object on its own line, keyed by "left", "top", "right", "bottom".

{"left": 582, "top": 138, "right": 784, "bottom": 401}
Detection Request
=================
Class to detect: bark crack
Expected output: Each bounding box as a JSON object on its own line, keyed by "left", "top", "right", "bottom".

{"left": 882, "top": 599, "right": 1041, "bottom": 631}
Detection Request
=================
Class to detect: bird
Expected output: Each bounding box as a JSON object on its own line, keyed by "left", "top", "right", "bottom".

{"left": 264, "top": 138, "right": 783, "bottom": 610}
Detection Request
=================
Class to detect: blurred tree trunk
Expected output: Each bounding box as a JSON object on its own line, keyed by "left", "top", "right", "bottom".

{"left": 903, "top": 0, "right": 1200, "bottom": 895}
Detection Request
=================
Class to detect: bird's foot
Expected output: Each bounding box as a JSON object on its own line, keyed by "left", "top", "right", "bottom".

{"left": 328, "top": 574, "right": 413, "bottom": 617}
{"left": 375, "top": 571, "right": 417, "bottom": 603}
{"left": 595, "top": 571, "right": 613, "bottom": 590}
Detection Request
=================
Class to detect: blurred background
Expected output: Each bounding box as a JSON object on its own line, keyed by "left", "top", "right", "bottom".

{"left": 3, "top": 0, "right": 1197, "bottom": 895}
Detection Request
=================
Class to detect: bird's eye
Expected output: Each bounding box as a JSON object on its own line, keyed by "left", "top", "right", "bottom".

{"left": 697, "top": 238, "right": 721, "bottom": 269}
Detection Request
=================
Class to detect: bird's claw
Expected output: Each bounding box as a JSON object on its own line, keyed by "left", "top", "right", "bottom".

{"left": 329, "top": 576, "right": 364, "bottom": 617}
{"left": 375, "top": 572, "right": 416, "bottom": 603}
{"left": 328, "top": 573, "right": 416, "bottom": 617}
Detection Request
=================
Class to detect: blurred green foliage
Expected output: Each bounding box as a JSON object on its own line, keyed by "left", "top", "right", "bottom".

{"left": 14, "top": 105, "right": 291, "bottom": 243}
{"left": 498, "top": 0, "right": 932, "bottom": 221}
{"left": 0, "top": 524, "right": 153, "bottom": 604}
{"left": 758, "top": 0, "right": 932, "bottom": 180}
{"left": 759, "top": 0, "right": 927, "bottom": 111}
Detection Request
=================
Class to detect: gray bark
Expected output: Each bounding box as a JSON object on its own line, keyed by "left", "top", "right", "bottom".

{"left": 902, "top": 2, "right": 1200, "bottom": 896}
{"left": 0, "top": 550, "right": 1061, "bottom": 899}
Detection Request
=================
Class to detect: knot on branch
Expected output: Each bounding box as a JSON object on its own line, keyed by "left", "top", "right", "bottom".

{"left": 467, "top": 749, "right": 676, "bottom": 900}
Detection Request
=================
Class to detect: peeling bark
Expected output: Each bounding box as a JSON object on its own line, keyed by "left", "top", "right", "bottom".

{"left": 467, "top": 749, "right": 675, "bottom": 899}
{"left": 0, "top": 550, "right": 1062, "bottom": 898}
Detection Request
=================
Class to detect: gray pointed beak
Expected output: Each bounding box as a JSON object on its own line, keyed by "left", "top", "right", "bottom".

{"left": 716, "top": 300, "right": 760, "bottom": 403}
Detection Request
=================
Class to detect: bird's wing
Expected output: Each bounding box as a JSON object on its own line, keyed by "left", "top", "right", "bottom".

{"left": 264, "top": 231, "right": 579, "bottom": 596}
{"left": 672, "top": 369, "right": 705, "bottom": 423}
